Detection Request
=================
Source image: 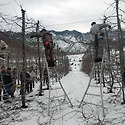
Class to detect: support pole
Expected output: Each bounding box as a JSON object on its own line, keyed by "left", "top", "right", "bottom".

{"left": 36, "top": 21, "right": 43, "bottom": 96}
{"left": 21, "top": 9, "right": 27, "bottom": 108}
{"left": 115, "top": 0, "right": 125, "bottom": 103}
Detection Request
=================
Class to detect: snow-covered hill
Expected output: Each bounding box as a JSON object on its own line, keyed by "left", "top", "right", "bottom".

{"left": 50, "top": 30, "right": 90, "bottom": 53}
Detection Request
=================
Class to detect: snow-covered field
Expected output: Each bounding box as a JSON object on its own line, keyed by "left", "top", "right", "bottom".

{"left": 1, "top": 54, "right": 125, "bottom": 125}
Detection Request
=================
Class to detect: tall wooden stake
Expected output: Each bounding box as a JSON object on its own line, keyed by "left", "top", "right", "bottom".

{"left": 115, "top": 0, "right": 125, "bottom": 103}
{"left": 21, "top": 9, "right": 27, "bottom": 108}
{"left": 103, "top": 17, "right": 114, "bottom": 91}
{"left": 36, "top": 21, "right": 43, "bottom": 96}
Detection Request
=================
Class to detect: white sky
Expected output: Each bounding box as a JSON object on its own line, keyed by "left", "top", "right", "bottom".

{"left": 0, "top": 0, "right": 124, "bottom": 33}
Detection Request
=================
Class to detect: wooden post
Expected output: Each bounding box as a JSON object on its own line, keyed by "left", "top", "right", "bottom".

{"left": 21, "top": 9, "right": 27, "bottom": 108}
{"left": 115, "top": 0, "right": 125, "bottom": 103}
{"left": 103, "top": 17, "right": 113, "bottom": 89}
{"left": 35, "top": 21, "right": 43, "bottom": 96}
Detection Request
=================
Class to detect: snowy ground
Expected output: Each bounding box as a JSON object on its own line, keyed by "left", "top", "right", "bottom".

{"left": 1, "top": 54, "right": 125, "bottom": 125}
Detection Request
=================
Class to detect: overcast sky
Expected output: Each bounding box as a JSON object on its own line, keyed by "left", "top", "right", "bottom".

{"left": 0, "top": 0, "right": 124, "bottom": 33}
